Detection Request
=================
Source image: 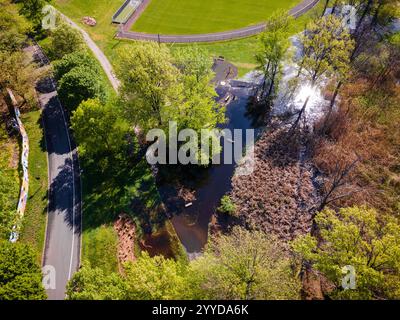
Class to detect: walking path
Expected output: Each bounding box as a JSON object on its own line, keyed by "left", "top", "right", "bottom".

{"left": 117, "top": 0, "right": 320, "bottom": 43}
{"left": 55, "top": 8, "right": 120, "bottom": 92}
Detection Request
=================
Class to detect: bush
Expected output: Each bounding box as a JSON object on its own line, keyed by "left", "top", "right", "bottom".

{"left": 53, "top": 51, "right": 100, "bottom": 82}
{"left": 0, "top": 241, "right": 46, "bottom": 300}
{"left": 58, "top": 66, "right": 107, "bottom": 111}
{"left": 48, "top": 22, "right": 84, "bottom": 60}
{"left": 218, "top": 195, "right": 237, "bottom": 216}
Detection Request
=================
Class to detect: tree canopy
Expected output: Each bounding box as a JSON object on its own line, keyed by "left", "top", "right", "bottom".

{"left": 58, "top": 66, "right": 107, "bottom": 111}
{"left": 71, "top": 99, "right": 130, "bottom": 161}
{"left": 293, "top": 207, "right": 400, "bottom": 299}
{"left": 116, "top": 43, "right": 224, "bottom": 135}
{"left": 67, "top": 227, "right": 301, "bottom": 300}
{"left": 0, "top": 241, "right": 46, "bottom": 300}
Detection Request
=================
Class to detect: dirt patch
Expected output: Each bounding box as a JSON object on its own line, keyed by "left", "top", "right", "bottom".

{"left": 212, "top": 58, "right": 238, "bottom": 84}
{"left": 114, "top": 214, "right": 136, "bottom": 271}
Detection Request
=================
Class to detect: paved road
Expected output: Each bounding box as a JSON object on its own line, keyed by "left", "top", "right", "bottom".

{"left": 30, "top": 44, "right": 82, "bottom": 300}
{"left": 55, "top": 8, "right": 120, "bottom": 93}
{"left": 117, "top": 0, "right": 320, "bottom": 43}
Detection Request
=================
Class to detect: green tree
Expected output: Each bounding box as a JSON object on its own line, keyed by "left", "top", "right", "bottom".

{"left": 71, "top": 99, "right": 130, "bottom": 160}
{"left": 67, "top": 265, "right": 127, "bottom": 300}
{"left": 256, "top": 11, "right": 292, "bottom": 106}
{"left": 124, "top": 252, "right": 188, "bottom": 300}
{"left": 116, "top": 43, "right": 224, "bottom": 134}
{"left": 0, "top": 0, "right": 31, "bottom": 52}
{"left": 53, "top": 51, "right": 99, "bottom": 81}
{"left": 189, "top": 227, "right": 301, "bottom": 300}
{"left": 171, "top": 46, "right": 224, "bottom": 133}
{"left": 293, "top": 15, "right": 354, "bottom": 129}
{"left": 58, "top": 66, "right": 106, "bottom": 111}
{"left": 49, "top": 22, "right": 84, "bottom": 60}
{"left": 173, "top": 46, "right": 214, "bottom": 82}
{"left": 0, "top": 241, "right": 46, "bottom": 300}
{"left": 16, "top": 0, "right": 48, "bottom": 31}
{"left": 116, "top": 43, "right": 182, "bottom": 132}
{"left": 293, "top": 207, "right": 400, "bottom": 299}
{"left": 0, "top": 51, "right": 41, "bottom": 107}
{"left": 67, "top": 253, "right": 188, "bottom": 300}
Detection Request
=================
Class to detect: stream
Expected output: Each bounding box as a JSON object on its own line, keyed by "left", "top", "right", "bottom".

{"left": 157, "top": 83, "right": 258, "bottom": 257}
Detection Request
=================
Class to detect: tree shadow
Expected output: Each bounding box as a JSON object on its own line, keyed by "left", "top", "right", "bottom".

{"left": 81, "top": 154, "right": 167, "bottom": 235}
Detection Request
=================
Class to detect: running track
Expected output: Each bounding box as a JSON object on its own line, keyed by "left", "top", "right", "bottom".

{"left": 117, "top": 0, "right": 320, "bottom": 43}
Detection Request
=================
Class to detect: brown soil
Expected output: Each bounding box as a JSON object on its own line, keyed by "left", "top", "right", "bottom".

{"left": 114, "top": 214, "right": 136, "bottom": 271}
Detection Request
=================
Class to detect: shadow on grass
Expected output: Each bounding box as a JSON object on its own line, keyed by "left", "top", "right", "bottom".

{"left": 81, "top": 154, "right": 167, "bottom": 235}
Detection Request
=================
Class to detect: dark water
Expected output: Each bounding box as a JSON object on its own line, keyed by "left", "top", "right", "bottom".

{"left": 167, "top": 86, "right": 257, "bottom": 255}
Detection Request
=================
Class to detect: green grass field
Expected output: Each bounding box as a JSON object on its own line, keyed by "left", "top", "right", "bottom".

{"left": 132, "top": 0, "right": 299, "bottom": 34}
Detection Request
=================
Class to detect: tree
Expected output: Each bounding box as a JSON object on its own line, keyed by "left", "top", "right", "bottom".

{"left": 124, "top": 252, "right": 188, "bottom": 300}
{"left": 116, "top": 43, "right": 224, "bottom": 135}
{"left": 15, "top": 0, "right": 48, "bottom": 31}
{"left": 293, "top": 15, "right": 354, "bottom": 130}
{"left": 256, "top": 11, "right": 292, "bottom": 107}
{"left": 293, "top": 207, "right": 400, "bottom": 299}
{"left": 57, "top": 66, "right": 107, "bottom": 111}
{"left": 67, "top": 253, "right": 188, "bottom": 300}
{"left": 53, "top": 51, "right": 100, "bottom": 81}
{"left": 188, "top": 227, "right": 301, "bottom": 300}
{"left": 0, "top": 241, "right": 46, "bottom": 300}
{"left": 0, "top": 0, "right": 32, "bottom": 52}
{"left": 48, "top": 22, "right": 84, "bottom": 60}
{"left": 71, "top": 99, "right": 130, "bottom": 161}
{"left": 318, "top": 156, "right": 360, "bottom": 211}
{"left": 173, "top": 46, "right": 214, "bottom": 83}
{"left": 170, "top": 47, "right": 225, "bottom": 133}
{"left": 67, "top": 265, "right": 127, "bottom": 300}
{"left": 116, "top": 43, "right": 182, "bottom": 132}
{"left": 0, "top": 51, "right": 41, "bottom": 107}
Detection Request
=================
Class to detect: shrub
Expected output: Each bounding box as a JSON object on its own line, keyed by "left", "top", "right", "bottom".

{"left": 218, "top": 195, "right": 237, "bottom": 216}
{"left": 58, "top": 66, "right": 107, "bottom": 112}
{"left": 53, "top": 51, "right": 100, "bottom": 82}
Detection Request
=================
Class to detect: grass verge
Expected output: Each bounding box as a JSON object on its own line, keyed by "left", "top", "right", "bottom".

{"left": 18, "top": 110, "right": 48, "bottom": 262}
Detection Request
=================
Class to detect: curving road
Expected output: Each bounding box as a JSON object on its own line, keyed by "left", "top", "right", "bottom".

{"left": 31, "top": 43, "right": 82, "bottom": 300}
{"left": 117, "top": 0, "right": 320, "bottom": 43}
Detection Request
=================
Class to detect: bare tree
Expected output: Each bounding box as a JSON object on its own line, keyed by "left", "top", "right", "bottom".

{"left": 318, "top": 155, "right": 361, "bottom": 212}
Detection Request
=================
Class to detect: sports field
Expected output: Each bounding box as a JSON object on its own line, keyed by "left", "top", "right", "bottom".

{"left": 132, "top": 0, "right": 299, "bottom": 35}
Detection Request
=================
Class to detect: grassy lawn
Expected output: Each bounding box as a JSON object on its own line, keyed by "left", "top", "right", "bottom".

{"left": 18, "top": 110, "right": 48, "bottom": 261}
{"left": 54, "top": 0, "right": 122, "bottom": 53}
{"left": 55, "top": 0, "right": 323, "bottom": 77}
{"left": 133, "top": 0, "right": 299, "bottom": 35}
{"left": 81, "top": 155, "right": 186, "bottom": 271}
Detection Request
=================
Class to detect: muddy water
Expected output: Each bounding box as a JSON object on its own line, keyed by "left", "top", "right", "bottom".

{"left": 169, "top": 86, "right": 256, "bottom": 255}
